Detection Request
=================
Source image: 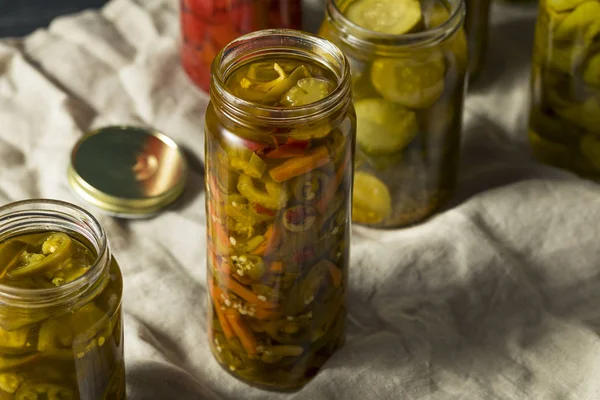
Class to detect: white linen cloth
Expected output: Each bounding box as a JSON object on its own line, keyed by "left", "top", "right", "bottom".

{"left": 1, "top": 1, "right": 600, "bottom": 398}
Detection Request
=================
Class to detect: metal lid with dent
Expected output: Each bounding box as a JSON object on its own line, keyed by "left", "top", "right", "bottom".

{"left": 68, "top": 126, "right": 188, "bottom": 218}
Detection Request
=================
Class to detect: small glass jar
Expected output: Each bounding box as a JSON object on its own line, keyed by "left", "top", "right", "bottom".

{"left": 465, "top": 0, "right": 491, "bottom": 81}
{"left": 204, "top": 29, "right": 354, "bottom": 389}
{"left": 527, "top": 0, "right": 600, "bottom": 179}
{"left": 0, "top": 200, "right": 125, "bottom": 399}
{"left": 320, "top": 0, "right": 468, "bottom": 228}
{"left": 180, "top": 0, "right": 303, "bottom": 92}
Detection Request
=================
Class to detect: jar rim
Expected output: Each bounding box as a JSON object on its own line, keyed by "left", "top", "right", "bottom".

{"left": 0, "top": 199, "right": 110, "bottom": 308}
{"left": 325, "top": 0, "right": 465, "bottom": 52}
{"left": 209, "top": 29, "right": 352, "bottom": 127}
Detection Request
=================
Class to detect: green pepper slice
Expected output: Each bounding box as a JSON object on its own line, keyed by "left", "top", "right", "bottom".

{"left": 263, "top": 65, "right": 311, "bottom": 104}
{"left": 9, "top": 234, "right": 75, "bottom": 278}
{"left": 231, "top": 254, "right": 266, "bottom": 281}
{"left": 237, "top": 174, "right": 288, "bottom": 210}
{"left": 345, "top": 0, "right": 423, "bottom": 34}
{"left": 229, "top": 149, "right": 267, "bottom": 179}
{"left": 281, "top": 78, "right": 333, "bottom": 107}
{"left": 0, "top": 241, "right": 27, "bottom": 278}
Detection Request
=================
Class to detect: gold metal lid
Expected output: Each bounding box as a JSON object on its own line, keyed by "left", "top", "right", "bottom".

{"left": 68, "top": 126, "right": 187, "bottom": 218}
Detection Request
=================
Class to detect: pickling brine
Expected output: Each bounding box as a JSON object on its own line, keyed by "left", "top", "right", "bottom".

{"left": 180, "top": 0, "right": 302, "bottom": 92}
{"left": 205, "top": 30, "right": 354, "bottom": 389}
{"left": 0, "top": 200, "right": 125, "bottom": 399}
{"left": 528, "top": 0, "right": 600, "bottom": 179}
{"left": 320, "top": 0, "right": 467, "bottom": 228}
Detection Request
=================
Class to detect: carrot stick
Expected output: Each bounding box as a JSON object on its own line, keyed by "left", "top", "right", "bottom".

{"left": 268, "top": 146, "right": 330, "bottom": 183}
{"left": 209, "top": 280, "right": 235, "bottom": 340}
{"left": 226, "top": 278, "right": 277, "bottom": 309}
{"left": 250, "top": 225, "right": 273, "bottom": 256}
{"left": 213, "top": 222, "right": 230, "bottom": 250}
{"left": 264, "top": 225, "right": 283, "bottom": 257}
{"left": 324, "top": 260, "right": 342, "bottom": 288}
{"left": 269, "top": 260, "right": 284, "bottom": 274}
{"left": 225, "top": 312, "right": 258, "bottom": 356}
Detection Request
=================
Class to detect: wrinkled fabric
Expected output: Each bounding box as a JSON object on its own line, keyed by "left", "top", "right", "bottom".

{"left": 0, "top": 1, "right": 599, "bottom": 399}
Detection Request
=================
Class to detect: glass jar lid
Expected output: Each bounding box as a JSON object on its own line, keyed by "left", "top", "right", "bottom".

{"left": 68, "top": 126, "right": 187, "bottom": 218}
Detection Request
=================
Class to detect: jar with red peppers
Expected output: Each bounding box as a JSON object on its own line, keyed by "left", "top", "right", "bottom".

{"left": 180, "top": 0, "right": 303, "bottom": 92}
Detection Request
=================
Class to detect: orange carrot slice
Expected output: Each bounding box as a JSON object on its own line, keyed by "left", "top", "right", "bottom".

{"left": 209, "top": 280, "right": 235, "bottom": 340}
{"left": 225, "top": 312, "right": 258, "bottom": 356}
{"left": 268, "top": 146, "right": 330, "bottom": 183}
{"left": 324, "top": 260, "right": 343, "bottom": 288}
{"left": 269, "top": 260, "right": 284, "bottom": 274}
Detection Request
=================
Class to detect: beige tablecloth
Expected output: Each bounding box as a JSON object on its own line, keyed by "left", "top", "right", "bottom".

{"left": 1, "top": 0, "right": 600, "bottom": 399}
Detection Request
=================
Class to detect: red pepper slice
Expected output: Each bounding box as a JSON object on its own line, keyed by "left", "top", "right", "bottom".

{"left": 253, "top": 204, "right": 276, "bottom": 217}
{"left": 265, "top": 138, "right": 310, "bottom": 159}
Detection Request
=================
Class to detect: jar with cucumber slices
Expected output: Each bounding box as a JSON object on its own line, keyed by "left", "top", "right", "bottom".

{"left": 320, "top": 0, "right": 467, "bottom": 228}
{"left": 465, "top": 0, "right": 491, "bottom": 81}
{"left": 527, "top": 0, "right": 600, "bottom": 179}
{"left": 0, "top": 200, "right": 125, "bottom": 399}
{"left": 204, "top": 30, "right": 354, "bottom": 389}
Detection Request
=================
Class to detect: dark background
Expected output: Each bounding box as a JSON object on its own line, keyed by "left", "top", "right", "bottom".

{"left": 0, "top": 0, "right": 108, "bottom": 37}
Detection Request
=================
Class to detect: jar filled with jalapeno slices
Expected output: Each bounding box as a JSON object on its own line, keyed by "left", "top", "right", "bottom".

{"left": 205, "top": 29, "right": 354, "bottom": 389}
{"left": 320, "top": 0, "right": 467, "bottom": 228}
{"left": 465, "top": 0, "right": 490, "bottom": 81}
{"left": 528, "top": 0, "right": 600, "bottom": 179}
{"left": 0, "top": 200, "right": 125, "bottom": 399}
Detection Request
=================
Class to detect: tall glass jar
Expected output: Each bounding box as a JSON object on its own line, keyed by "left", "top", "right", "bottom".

{"left": 320, "top": 0, "right": 468, "bottom": 228}
{"left": 0, "top": 200, "right": 125, "bottom": 399}
{"left": 465, "top": 0, "right": 490, "bottom": 81}
{"left": 528, "top": 0, "right": 600, "bottom": 179}
{"left": 180, "top": 0, "right": 303, "bottom": 92}
{"left": 204, "top": 29, "right": 354, "bottom": 389}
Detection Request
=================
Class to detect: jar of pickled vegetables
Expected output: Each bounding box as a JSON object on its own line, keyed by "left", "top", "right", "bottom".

{"left": 180, "top": 0, "right": 303, "bottom": 91}
{"left": 465, "top": 0, "right": 490, "bottom": 81}
{"left": 205, "top": 29, "right": 354, "bottom": 389}
{"left": 320, "top": 0, "right": 468, "bottom": 228}
{"left": 0, "top": 200, "right": 125, "bottom": 399}
{"left": 528, "top": 0, "right": 600, "bottom": 179}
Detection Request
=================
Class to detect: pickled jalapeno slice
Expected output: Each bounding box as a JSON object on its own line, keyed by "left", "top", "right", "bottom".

{"left": 0, "top": 232, "right": 125, "bottom": 399}
{"left": 207, "top": 57, "right": 350, "bottom": 388}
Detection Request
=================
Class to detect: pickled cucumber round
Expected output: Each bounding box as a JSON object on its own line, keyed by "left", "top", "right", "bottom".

{"left": 345, "top": 0, "right": 423, "bottom": 35}
{"left": 354, "top": 99, "right": 418, "bottom": 155}
{"left": 352, "top": 172, "right": 392, "bottom": 224}
{"left": 371, "top": 53, "right": 445, "bottom": 109}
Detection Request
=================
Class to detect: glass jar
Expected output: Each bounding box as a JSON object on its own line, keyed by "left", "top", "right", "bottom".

{"left": 527, "top": 0, "right": 600, "bottom": 179}
{"left": 0, "top": 200, "right": 125, "bottom": 399}
{"left": 465, "top": 0, "right": 490, "bottom": 81}
{"left": 204, "top": 29, "right": 354, "bottom": 389}
{"left": 180, "top": 0, "right": 303, "bottom": 92}
{"left": 319, "top": 0, "right": 468, "bottom": 228}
